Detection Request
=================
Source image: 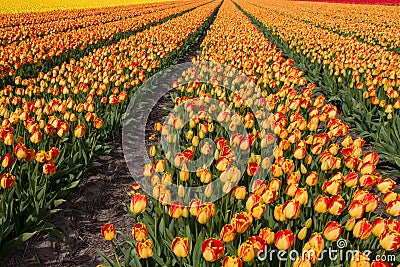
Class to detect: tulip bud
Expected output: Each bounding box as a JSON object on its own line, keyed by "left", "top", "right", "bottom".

{"left": 149, "top": 146, "right": 156, "bottom": 157}
{"left": 345, "top": 217, "right": 356, "bottom": 231}
{"left": 298, "top": 227, "right": 308, "bottom": 240}
{"left": 205, "top": 183, "right": 213, "bottom": 198}
{"left": 178, "top": 184, "right": 185, "bottom": 198}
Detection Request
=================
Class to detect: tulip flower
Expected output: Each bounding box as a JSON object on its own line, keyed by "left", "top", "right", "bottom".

{"left": 322, "top": 221, "right": 342, "bottom": 242}
{"left": 371, "top": 218, "right": 387, "bottom": 238}
{"left": 231, "top": 212, "right": 253, "bottom": 234}
{"left": 282, "top": 199, "right": 300, "bottom": 219}
{"left": 353, "top": 218, "right": 372, "bottom": 240}
{"left": 1, "top": 153, "right": 14, "bottom": 168}
{"left": 171, "top": 237, "right": 190, "bottom": 258}
{"left": 274, "top": 229, "right": 295, "bottom": 250}
{"left": 327, "top": 195, "right": 346, "bottom": 215}
{"left": 349, "top": 251, "right": 370, "bottom": 267}
{"left": 222, "top": 255, "right": 243, "bottom": 267}
{"left": 202, "top": 238, "right": 225, "bottom": 262}
{"left": 379, "top": 229, "right": 400, "bottom": 251}
{"left": 220, "top": 224, "right": 236, "bottom": 243}
{"left": 132, "top": 222, "right": 148, "bottom": 242}
{"left": 348, "top": 200, "right": 365, "bottom": 219}
{"left": 314, "top": 195, "right": 330, "bottom": 214}
{"left": 386, "top": 200, "right": 400, "bottom": 217}
{"left": 73, "top": 124, "right": 85, "bottom": 138}
{"left": 259, "top": 228, "right": 275, "bottom": 245}
{"left": 371, "top": 259, "right": 392, "bottom": 267}
{"left": 101, "top": 223, "right": 116, "bottom": 241}
{"left": 130, "top": 193, "right": 148, "bottom": 214}
{"left": 43, "top": 161, "right": 57, "bottom": 175}
{"left": 231, "top": 186, "right": 247, "bottom": 200}
{"left": 238, "top": 241, "right": 256, "bottom": 262}
{"left": 0, "top": 173, "right": 16, "bottom": 189}
{"left": 136, "top": 239, "right": 153, "bottom": 259}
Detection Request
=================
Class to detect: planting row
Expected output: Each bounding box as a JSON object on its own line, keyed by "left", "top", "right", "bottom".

{"left": 0, "top": 0, "right": 221, "bottom": 259}
{"left": 237, "top": 0, "right": 400, "bottom": 176}
{"left": 0, "top": 2, "right": 166, "bottom": 28}
{"left": 253, "top": 0, "right": 400, "bottom": 53}
{"left": 100, "top": 0, "right": 399, "bottom": 266}
{"left": 0, "top": 1, "right": 184, "bottom": 46}
{"left": 0, "top": 0, "right": 208, "bottom": 83}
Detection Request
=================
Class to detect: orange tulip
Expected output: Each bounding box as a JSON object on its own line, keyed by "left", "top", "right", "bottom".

{"left": 282, "top": 199, "right": 300, "bottom": 219}
{"left": 379, "top": 229, "right": 400, "bottom": 252}
{"left": 274, "top": 229, "right": 295, "bottom": 250}
{"left": 130, "top": 193, "right": 148, "bottom": 214}
{"left": 132, "top": 222, "right": 148, "bottom": 242}
{"left": 322, "top": 221, "right": 342, "bottom": 242}
{"left": 222, "top": 255, "right": 242, "bottom": 267}
{"left": 101, "top": 223, "right": 116, "bottom": 241}
{"left": 327, "top": 195, "right": 346, "bottom": 215}
{"left": 314, "top": 195, "right": 330, "bottom": 214}
{"left": 43, "top": 161, "right": 57, "bottom": 175}
{"left": 348, "top": 200, "right": 365, "bottom": 219}
{"left": 169, "top": 201, "right": 184, "bottom": 219}
{"left": 232, "top": 212, "right": 253, "bottom": 234}
{"left": 73, "top": 124, "right": 85, "bottom": 138}
{"left": 371, "top": 218, "right": 387, "bottom": 237}
{"left": 220, "top": 224, "right": 236, "bottom": 243}
{"left": 172, "top": 237, "right": 190, "bottom": 258}
{"left": 0, "top": 173, "right": 16, "bottom": 189}
{"left": 259, "top": 228, "right": 275, "bottom": 245}
{"left": 353, "top": 218, "right": 372, "bottom": 240}
{"left": 231, "top": 186, "right": 247, "bottom": 200}
{"left": 202, "top": 238, "right": 225, "bottom": 262}
{"left": 238, "top": 241, "right": 256, "bottom": 262}
{"left": 1, "top": 153, "right": 14, "bottom": 168}
{"left": 136, "top": 239, "right": 153, "bottom": 259}
{"left": 371, "top": 259, "right": 392, "bottom": 267}
{"left": 386, "top": 200, "right": 400, "bottom": 217}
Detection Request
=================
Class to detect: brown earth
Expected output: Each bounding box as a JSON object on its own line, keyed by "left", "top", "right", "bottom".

{"left": 6, "top": 133, "right": 133, "bottom": 267}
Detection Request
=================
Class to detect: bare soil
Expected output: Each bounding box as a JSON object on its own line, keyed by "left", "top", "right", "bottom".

{"left": 6, "top": 134, "right": 133, "bottom": 267}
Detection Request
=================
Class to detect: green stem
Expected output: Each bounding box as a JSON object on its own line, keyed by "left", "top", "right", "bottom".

{"left": 112, "top": 241, "right": 121, "bottom": 267}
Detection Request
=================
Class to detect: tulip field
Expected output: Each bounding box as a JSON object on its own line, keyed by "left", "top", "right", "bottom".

{"left": 1, "top": 0, "right": 400, "bottom": 266}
